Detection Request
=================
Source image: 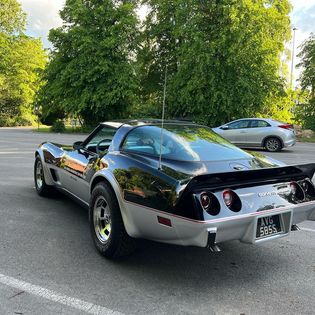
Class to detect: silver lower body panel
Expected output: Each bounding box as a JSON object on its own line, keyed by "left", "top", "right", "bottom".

{"left": 123, "top": 201, "right": 315, "bottom": 247}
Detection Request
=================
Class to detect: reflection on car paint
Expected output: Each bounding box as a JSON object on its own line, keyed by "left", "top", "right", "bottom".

{"left": 38, "top": 122, "right": 315, "bottom": 223}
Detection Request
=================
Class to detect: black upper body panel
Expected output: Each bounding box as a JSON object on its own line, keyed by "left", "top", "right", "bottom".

{"left": 39, "top": 120, "right": 315, "bottom": 221}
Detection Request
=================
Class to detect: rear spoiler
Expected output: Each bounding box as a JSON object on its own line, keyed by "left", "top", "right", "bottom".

{"left": 183, "top": 163, "right": 315, "bottom": 193}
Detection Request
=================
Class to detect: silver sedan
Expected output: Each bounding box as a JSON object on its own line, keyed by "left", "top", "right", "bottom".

{"left": 213, "top": 118, "right": 296, "bottom": 152}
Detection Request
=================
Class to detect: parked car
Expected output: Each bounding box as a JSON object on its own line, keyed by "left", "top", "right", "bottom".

{"left": 34, "top": 120, "right": 315, "bottom": 259}
{"left": 212, "top": 118, "right": 296, "bottom": 152}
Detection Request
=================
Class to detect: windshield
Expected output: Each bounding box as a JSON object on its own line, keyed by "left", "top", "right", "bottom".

{"left": 122, "top": 124, "right": 253, "bottom": 162}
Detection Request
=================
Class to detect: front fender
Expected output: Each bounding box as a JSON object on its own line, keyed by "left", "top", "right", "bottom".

{"left": 35, "top": 147, "right": 55, "bottom": 186}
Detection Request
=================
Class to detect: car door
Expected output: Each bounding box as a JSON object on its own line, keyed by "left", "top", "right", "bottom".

{"left": 220, "top": 120, "right": 251, "bottom": 144}
{"left": 246, "top": 119, "right": 271, "bottom": 147}
{"left": 61, "top": 125, "right": 117, "bottom": 203}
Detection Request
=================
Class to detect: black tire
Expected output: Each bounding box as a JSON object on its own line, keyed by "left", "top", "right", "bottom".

{"left": 34, "top": 156, "right": 53, "bottom": 197}
{"left": 89, "top": 182, "right": 136, "bottom": 259}
{"left": 264, "top": 137, "right": 282, "bottom": 152}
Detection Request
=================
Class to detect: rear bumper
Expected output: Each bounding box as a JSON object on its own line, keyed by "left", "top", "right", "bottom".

{"left": 283, "top": 135, "right": 296, "bottom": 147}
{"left": 123, "top": 200, "right": 315, "bottom": 248}
{"left": 179, "top": 202, "right": 315, "bottom": 247}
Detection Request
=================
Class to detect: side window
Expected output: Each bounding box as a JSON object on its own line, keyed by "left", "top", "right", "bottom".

{"left": 122, "top": 127, "right": 158, "bottom": 155}
{"left": 122, "top": 126, "right": 173, "bottom": 156}
{"left": 84, "top": 126, "right": 117, "bottom": 153}
{"left": 227, "top": 120, "right": 250, "bottom": 130}
{"left": 250, "top": 120, "right": 270, "bottom": 128}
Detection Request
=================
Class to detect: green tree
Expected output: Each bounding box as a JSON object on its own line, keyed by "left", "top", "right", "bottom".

{"left": 298, "top": 34, "right": 315, "bottom": 95}
{"left": 295, "top": 34, "right": 315, "bottom": 130}
{"left": 258, "top": 90, "right": 295, "bottom": 123}
{"left": 137, "top": 0, "right": 291, "bottom": 126}
{"left": 0, "top": 0, "right": 46, "bottom": 126}
{"left": 37, "top": 0, "right": 139, "bottom": 126}
{"left": 0, "top": 0, "right": 26, "bottom": 34}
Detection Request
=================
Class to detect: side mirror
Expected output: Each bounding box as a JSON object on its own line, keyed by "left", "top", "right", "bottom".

{"left": 221, "top": 125, "right": 229, "bottom": 130}
{"left": 73, "top": 141, "right": 83, "bottom": 150}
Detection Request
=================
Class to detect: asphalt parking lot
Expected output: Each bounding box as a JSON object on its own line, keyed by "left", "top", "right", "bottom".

{"left": 0, "top": 128, "right": 314, "bottom": 315}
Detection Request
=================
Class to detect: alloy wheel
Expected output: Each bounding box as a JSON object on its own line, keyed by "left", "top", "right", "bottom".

{"left": 36, "top": 160, "right": 43, "bottom": 189}
{"left": 266, "top": 138, "right": 280, "bottom": 152}
{"left": 93, "top": 196, "right": 112, "bottom": 244}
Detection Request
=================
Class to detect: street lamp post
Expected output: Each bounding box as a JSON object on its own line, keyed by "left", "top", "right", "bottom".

{"left": 34, "top": 105, "right": 40, "bottom": 131}
{"left": 290, "top": 27, "right": 297, "bottom": 90}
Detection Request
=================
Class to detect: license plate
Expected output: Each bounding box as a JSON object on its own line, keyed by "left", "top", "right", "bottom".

{"left": 256, "top": 215, "right": 282, "bottom": 239}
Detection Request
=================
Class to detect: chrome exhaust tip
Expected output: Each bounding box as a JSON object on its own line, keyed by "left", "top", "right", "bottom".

{"left": 291, "top": 224, "right": 300, "bottom": 231}
{"left": 208, "top": 244, "right": 222, "bottom": 252}
{"left": 206, "top": 228, "right": 221, "bottom": 252}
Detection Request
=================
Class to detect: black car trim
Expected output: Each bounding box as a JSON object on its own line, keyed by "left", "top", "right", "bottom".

{"left": 123, "top": 198, "right": 315, "bottom": 224}
{"left": 183, "top": 164, "right": 315, "bottom": 193}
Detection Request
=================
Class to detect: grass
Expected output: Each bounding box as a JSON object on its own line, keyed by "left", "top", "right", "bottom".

{"left": 33, "top": 125, "right": 90, "bottom": 134}
{"left": 297, "top": 136, "right": 315, "bottom": 143}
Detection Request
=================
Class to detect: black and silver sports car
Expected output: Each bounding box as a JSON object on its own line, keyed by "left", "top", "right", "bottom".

{"left": 34, "top": 120, "right": 315, "bottom": 258}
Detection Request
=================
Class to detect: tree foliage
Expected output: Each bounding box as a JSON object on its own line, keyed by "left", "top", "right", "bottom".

{"left": 137, "top": 0, "right": 291, "bottom": 126}
{"left": 34, "top": 0, "right": 293, "bottom": 127}
{"left": 259, "top": 91, "right": 294, "bottom": 123}
{"left": 0, "top": 0, "right": 46, "bottom": 126}
{"left": 0, "top": 0, "right": 26, "bottom": 34}
{"left": 37, "top": 0, "right": 139, "bottom": 126}
{"left": 296, "top": 34, "right": 315, "bottom": 130}
{"left": 298, "top": 34, "right": 315, "bottom": 95}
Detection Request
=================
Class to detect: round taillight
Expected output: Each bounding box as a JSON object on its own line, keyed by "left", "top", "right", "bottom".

{"left": 290, "top": 182, "right": 297, "bottom": 195}
{"left": 301, "top": 180, "right": 315, "bottom": 197}
{"left": 301, "top": 181, "right": 309, "bottom": 192}
{"left": 200, "top": 193, "right": 211, "bottom": 209}
{"left": 199, "top": 192, "right": 220, "bottom": 216}
{"left": 222, "top": 189, "right": 242, "bottom": 212}
{"left": 223, "top": 190, "right": 233, "bottom": 207}
{"left": 290, "top": 181, "right": 305, "bottom": 201}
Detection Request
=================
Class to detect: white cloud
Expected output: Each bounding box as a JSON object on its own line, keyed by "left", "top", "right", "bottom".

{"left": 137, "top": 4, "right": 149, "bottom": 21}
{"left": 293, "top": 5, "right": 315, "bottom": 33}
{"left": 19, "top": 0, "right": 65, "bottom": 47}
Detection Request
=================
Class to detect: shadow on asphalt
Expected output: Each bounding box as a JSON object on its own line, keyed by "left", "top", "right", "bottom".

{"left": 245, "top": 147, "right": 295, "bottom": 154}
{"left": 111, "top": 241, "right": 288, "bottom": 288}
{"left": 33, "top": 189, "right": 291, "bottom": 293}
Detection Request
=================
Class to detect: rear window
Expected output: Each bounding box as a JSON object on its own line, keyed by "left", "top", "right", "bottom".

{"left": 250, "top": 120, "right": 270, "bottom": 128}
{"left": 122, "top": 125, "right": 253, "bottom": 162}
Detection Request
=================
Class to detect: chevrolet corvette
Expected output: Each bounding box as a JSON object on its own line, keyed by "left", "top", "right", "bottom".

{"left": 34, "top": 120, "right": 315, "bottom": 258}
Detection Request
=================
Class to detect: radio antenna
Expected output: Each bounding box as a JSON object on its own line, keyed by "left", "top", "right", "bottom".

{"left": 158, "top": 65, "right": 168, "bottom": 171}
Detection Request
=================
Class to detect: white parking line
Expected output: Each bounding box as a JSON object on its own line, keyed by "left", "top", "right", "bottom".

{"left": 0, "top": 148, "right": 20, "bottom": 150}
{"left": 0, "top": 273, "right": 123, "bottom": 315}
{"left": 0, "top": 152, "right": 34, "bottom": 154}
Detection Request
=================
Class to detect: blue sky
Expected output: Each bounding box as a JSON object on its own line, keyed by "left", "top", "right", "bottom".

{"left": 19, "top": 0, "right": 315, "bottom": 86}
